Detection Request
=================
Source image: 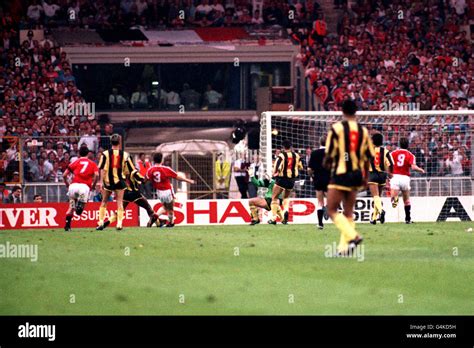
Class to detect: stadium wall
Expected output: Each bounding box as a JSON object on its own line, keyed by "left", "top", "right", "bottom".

{"left": 140, "top": 197, "right": 473, "bottom": 226}
{"left": 1, "top": 196, "right": 471, "bottom": 230}
{"left": 0, "top": 203, "right": 138, "bottom": 230}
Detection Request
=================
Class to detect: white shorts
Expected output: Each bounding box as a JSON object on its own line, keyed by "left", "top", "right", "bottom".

{"left": 68, "top": 183, "right": 90, "bottom": 203}
{"left": 157, "top": 188, "right": 175, "bottom": 204}
{"left": 390, "top": 174, "right": 411, "bottom": 191}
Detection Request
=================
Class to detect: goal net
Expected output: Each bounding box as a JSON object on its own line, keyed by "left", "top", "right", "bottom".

{"left": 259, "top": 110, "right": 474, "bottom": 199}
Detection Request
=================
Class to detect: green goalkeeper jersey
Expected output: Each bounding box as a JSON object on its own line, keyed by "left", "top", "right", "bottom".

{"left": 250, "top": 176, "right": 278, "bottom": 199}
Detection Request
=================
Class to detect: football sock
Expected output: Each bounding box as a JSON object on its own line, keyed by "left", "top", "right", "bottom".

{"left": 270, "top": 201, "right": 279, "bottom": 220}
{"left": 317, "top": 209, "right": 324, "bottom": 226}
{"left": 337, "top": 234, "right": 348, "bottom": 254}
{"left": 392, "top": 196, "right": 399, "bottom": 207}
{"left": 137, "top": 198, "right": 155, "bottom": 217}
{"left": 276, "top": 205, "right": 284, "bottom": 221}
{"left": 373, "top": 195, "right": 382, "bottom": 219}
{"left": 146, "top": 206, "right": 155, "bottom": 218}
{"left": 65, "top": 213, "right": 73, "bottom": 226}
{"left": 282, "top": 198, "right": 290, "bottom": 213}
{"left": 250, "top": 204, "right": 259, "bottom": 221}
{"left": 98, "top": 206, "right": 106, "bottom": 225}
{"left": 405, "top": 204, "right": 411, "bottom": 221}
{"left": 347, "top": 216, "right": 356, "bottom": 230}
{"left": 371, "top": 209, "right": 377, "bottom": 221}
{"left": 109, "top": 214, "right": 117, "bottom": 223}
{"left": 117, "top": 208, "right": 124, "bottom": 227}
{"left": 333, "top": 213, "right": 357, "bottom": 246}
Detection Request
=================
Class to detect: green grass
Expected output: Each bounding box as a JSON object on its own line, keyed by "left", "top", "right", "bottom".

{"left": 0, "top": 222, "right": 473, "bottom": 315}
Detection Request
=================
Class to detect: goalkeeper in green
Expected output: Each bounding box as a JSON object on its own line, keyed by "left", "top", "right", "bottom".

{"left": 249, "top": 171, "right": 284, "bottom": 225}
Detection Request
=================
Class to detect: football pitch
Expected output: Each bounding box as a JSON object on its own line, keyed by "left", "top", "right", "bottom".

{"left": 0, "top": 222, "right": 473, "bottom": 315}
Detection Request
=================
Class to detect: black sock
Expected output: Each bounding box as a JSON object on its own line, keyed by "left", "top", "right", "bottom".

{"left": 65, "top": 214, "right": 73, "bottom": 227}
{"left": 317, "top": 209, "right": 324, "bottom": 226}
{"left": 137, "top": 197, "right": 155, "bottom": 217}
{"left": 404, "top": 205, "right": 411, "bottom": 221}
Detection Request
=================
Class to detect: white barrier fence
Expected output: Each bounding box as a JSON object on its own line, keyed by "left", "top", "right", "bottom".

{"left": 140, "top": 196, "right": 473, "bottom": 226}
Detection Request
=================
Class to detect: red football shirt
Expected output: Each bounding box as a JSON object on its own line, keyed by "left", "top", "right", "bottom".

{"left": 146, "top": 165, "right": 177, "bottom": 191}
{"left": 68, "top": 158, "right": 99, "bottom": 188}
{"left": 391, "top": 149, "right": 415, "bottom": 176}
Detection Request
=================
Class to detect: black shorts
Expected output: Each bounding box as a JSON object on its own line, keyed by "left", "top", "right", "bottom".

{"left": 104, "top": 181, "right": 126, "bottom": 191}
{"left": 328, "top": 170, "right": 363, "bottom": 192}
{"left": 264, "top": 197, "right": 283, "bottom": 210}
{"left": 368, "top": 171, "right": 387, "bottom": 186}
{"left": 313, "top": 176, "right": 330, "bottom": 192}
{"left": 124, "top": 190, "right": 143, "bottom": 203}
{"left": 275, "top": 177, "right": 295, "bottom": 190}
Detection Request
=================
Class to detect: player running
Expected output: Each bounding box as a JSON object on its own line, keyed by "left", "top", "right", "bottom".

{"left": 96, "top": 169, "right": 159, "bottom": 230}
{"left": 390, "top": 138, "right": 425, "bottom": 224}
{"left": 63, "top": 145, "right": 99, "bottom": 231}
{"left": 368, "top": 133, "right": 394, "bottom": 225}
{"left": 324, "top": 100, "right": 375, "bottom": 256}
{"left": 308, "top": 135, "right": 331, "bottom": 229}
{"left": 248, "top": 170, "right": 283, "bottom": 225}
{"left": 146, "top": 152, "right": 194, "bottom": 227}
{"left": 97, "top": 134, "right": 136, "bottom": 231}
{"left": 269, "top": 139, "right": 303, "bottom": 225}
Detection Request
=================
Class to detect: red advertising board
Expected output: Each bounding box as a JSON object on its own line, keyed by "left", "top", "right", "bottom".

{"left": 0, "top": 202, "right": 139, "bottom": 230}
{"left": 139, "top": 197, "right": 473, "bottom": 226}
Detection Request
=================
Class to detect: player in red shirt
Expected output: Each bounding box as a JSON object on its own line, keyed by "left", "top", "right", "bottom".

{"left": 146, "top": 152, "right": 194, "bottom": 227}
{"left": 390, "top": 138, "right": 425, "bottom": 224}
{"left": 62, "top": 145, "right": 99, "bottom": 231}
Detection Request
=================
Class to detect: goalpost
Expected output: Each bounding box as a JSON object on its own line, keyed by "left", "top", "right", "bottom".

{"left": 259, "top": 110, "right": 474, "bottom": 198}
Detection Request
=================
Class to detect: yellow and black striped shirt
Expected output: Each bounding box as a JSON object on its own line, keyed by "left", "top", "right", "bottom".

{"left": 126, "top": 170, "right": 145, "bottom": 192}
{"left": 98, "top": 149, "right": 136, "bottom": 186}
{"left": 325, "top": 120, "right": 375, "bottom": 176}
{"left": 273, "top": 151, "right": 303, "bottom": 179}
{"left": 369, "top": 146, "right": 394, "bottom": 173}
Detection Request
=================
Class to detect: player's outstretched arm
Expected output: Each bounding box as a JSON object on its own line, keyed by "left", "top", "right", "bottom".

{"left": 176, "top": 173, "right": 195, "bottom": 185}
{"left": 250, "top": 174, "right": 263, "bottom": 187}
{"left": 411, "top": 163, "right": 425, "bottom": 174}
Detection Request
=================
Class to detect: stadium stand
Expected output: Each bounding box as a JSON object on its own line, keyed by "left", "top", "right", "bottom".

{"left": 297, "top": 0, "right": 473, "bottom": 112}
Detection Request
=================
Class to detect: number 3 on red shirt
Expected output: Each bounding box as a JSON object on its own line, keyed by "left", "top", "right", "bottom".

{"left": 153, "top": 171, "right": 161, "bottom": 183}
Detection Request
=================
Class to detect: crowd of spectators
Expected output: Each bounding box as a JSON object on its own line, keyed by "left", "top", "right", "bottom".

{"left": 0, "top": 16, "right": 117, "bottom": 186}
{"left": 364, "top": 116, "right": 472, "bottom": 176}
{"left": 8, "top": 0, "right": 324, "bottom": 30}
{"left": 296, "top": 0, "right": 473, "bottom": 112}
{"left": 293, "top": 0, "right": 473, "bottom": 175}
